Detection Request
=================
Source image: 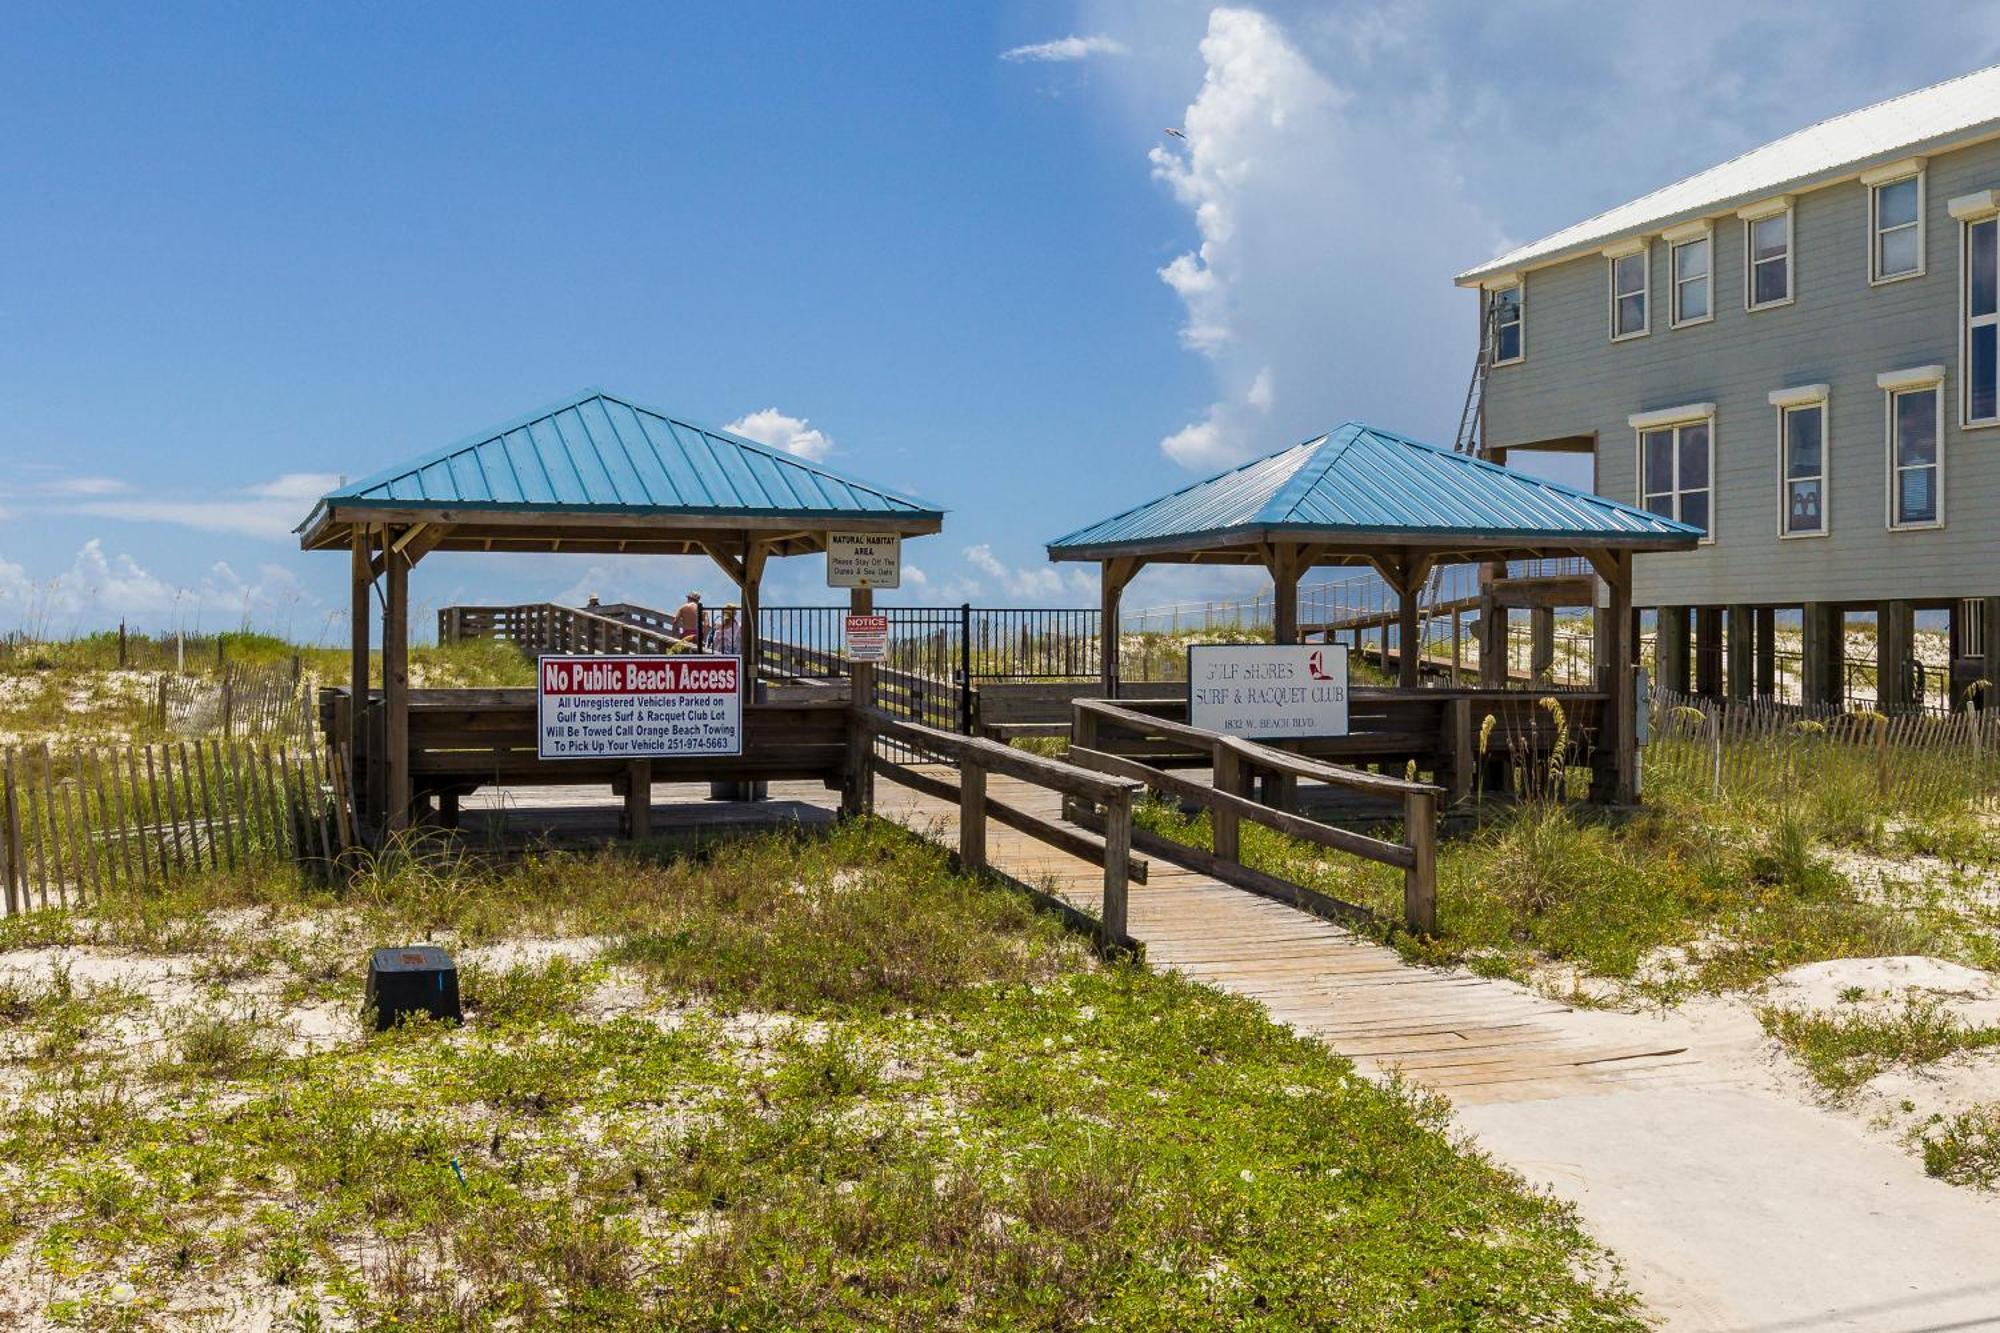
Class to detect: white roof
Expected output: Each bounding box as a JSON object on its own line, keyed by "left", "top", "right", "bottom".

{"left": 1457, "top": 63, "right": 2000, "bottom": 286}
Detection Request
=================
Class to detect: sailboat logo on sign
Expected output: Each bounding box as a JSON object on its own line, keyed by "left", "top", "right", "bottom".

{"left": 1308, "top": 650, "right": 1334, "bottom": 681}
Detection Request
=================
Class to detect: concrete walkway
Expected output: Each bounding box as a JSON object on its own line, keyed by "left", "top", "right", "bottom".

{"left": 861, "top": 772, "right": 2000, "bottom": 1333}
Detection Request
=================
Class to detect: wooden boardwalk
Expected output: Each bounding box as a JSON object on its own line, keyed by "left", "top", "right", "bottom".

{"left": 867, "top": 772, "right": 1697, "bottom": 1105}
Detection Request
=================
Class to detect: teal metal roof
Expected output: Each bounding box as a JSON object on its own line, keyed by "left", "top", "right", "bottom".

{"left": 306, "top": 389, "right": 942, "bottom": 524}
{"left": 1048, "top": 422, "right": 1703, "bottom": 559}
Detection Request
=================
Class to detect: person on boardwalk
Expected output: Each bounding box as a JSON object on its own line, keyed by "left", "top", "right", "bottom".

{"left": 671, "top": 590, "right": 704, "bottom": 647}
{"left": 711, "top": 605, "right": 741, "bottom": 657}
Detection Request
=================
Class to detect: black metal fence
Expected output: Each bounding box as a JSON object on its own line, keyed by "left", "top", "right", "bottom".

{"left": 758, "top": 605, "right": 1100, "bottom": 734}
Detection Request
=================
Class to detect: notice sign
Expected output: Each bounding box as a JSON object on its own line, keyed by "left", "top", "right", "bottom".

{"left": 845, "top": 614, "right": 889, "bottom": 663}
{"left": 1187, "top": 644, "right": 1350, "bottom": 740}
{"left": 537, "top": 655, "right": 742, "bottom": 759}
{"left": 826, "top": 532, "right": 901, "bottom": 589}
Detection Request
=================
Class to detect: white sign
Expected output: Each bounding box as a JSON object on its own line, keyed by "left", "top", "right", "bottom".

{"left": 826, "top": 532, "right": 901, "bottom": 589}
{"left": 845, "top": 614, "right": 889, "bottom": 663}
{"left": 1187, "top": 644, "right": 1350, "bottom": 740}
{"left": 537, "top": 655, "right": 742, "bottom": 759}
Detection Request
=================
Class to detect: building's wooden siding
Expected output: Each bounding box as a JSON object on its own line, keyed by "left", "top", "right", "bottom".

{"left": 1484, "top": 136, "right": 2000, "bottom": 607}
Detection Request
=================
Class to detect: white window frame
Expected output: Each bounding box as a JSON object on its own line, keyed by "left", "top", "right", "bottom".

{"left": 1739, "top": 196, "right": 1794, "bottom": 311}
{"left": 1486, "top": 275, "right": 1525, "bottom": 366}
{"left": 1607, "top": 240, "right": 1651, "bottom": 342}
{"left": 1629, "top": 402, "right": 1716, "bottom": 544}
{"left": 1769, "top": 384, "right": 1829, "bottom": 540}
{"left": 1865, "top": 159, "right": 1926, "bottom": 286}
{"left": 1953, "top": 189, "right": 2000, "bottom": 429}
{"left": 1665, "top": 222, "right": 1713, "bottom": 329}
{"left": 1879, "top": 365, "right": 1945, "bottom": 531}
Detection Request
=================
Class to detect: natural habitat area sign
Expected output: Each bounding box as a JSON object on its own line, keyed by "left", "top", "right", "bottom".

{"left": 826, "top": 532, "right": 901, "bottom": 589}
{"left": 537, "top": 654, "right": 742, "bottom": 759}
{"left": 1187, "top": 643, "right": 1350, "bottom": 739}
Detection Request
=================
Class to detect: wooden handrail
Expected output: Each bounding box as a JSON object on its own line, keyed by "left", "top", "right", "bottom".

{"left": 854, "top": 705, "right": 1145, "bottom": 950}
{"left": 1071, "top": 697, "right": 1438, "bottom": 935}
{"left": 1074, "top": 698, "right": 1443, "bottom": 799}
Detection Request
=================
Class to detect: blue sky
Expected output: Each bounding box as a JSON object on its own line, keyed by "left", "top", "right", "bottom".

{"left": 6, "top": 2, "right": 2000, "bottom": 641}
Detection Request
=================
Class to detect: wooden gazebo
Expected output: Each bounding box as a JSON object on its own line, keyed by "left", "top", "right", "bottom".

{"left": 1046, "top": 423, "right": 1701, "bottom": 803}
{"left": 298, "top": 389, "right": 943, "bottom": 834}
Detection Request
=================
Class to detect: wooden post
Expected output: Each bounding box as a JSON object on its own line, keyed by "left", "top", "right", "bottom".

{"left": 740, "top": 534, "right": 766, "bottom": 673}
{"left": 1268, "top": 550, "right": 1300, "bottom": 645}
{"left": 1100, "top": 788, "right": 1131, "bottom": 947}
{"left": 1656, "top": 605, "right": 1691, "bottom": 696}
{"left": 1211, "top": 742, "right": 1240, "bottom": 863}
{"left": 625, "top": 759, "right": 651, "bottom": 840}
{"left": 1403, "top": 789, "right": 1436, "bottom": 935}
{"left": 1726, "top": 605, "right": 1753, "bottom": 700}
{"left": 1586, "top": 550, "right": 1636, "bottom": 804}
{"left": 1529, "top": 606, "right": 1555, "bottom": 685}
{"left": 1397, "top": 575, "right": 1422, "bottom": 688}
{"left": 1694, "top": 606, "right": 1723, "bottom": 697}
{"left": 350, "top": 529, "right": 372, "bottom": 832}
{"left": 1450, "top": 609, "right": 1463, "bottom": 685}
{"left": 1802, "top": 603, "right": 1844, "bottom": 707}
{"left": 383, "top": 532, "right": 411, "bottom": 833}
{"left": 1447, "top": 696, "right": 1474, "bottom": 804}
{"left": 959, "top": 761, "right": 987, "bottom": 874}
{"left": 1754, "top": 606, "right": 1777, "bottom": 699}
{"left": 847, "top": 584, "right": 876, "bottom": 815}
{"left": 1098, "top": 557, "right": 1140, "bottom": 698}
{"left": 1477, "top": 597, "right": 1507, "bottom": 687}
{"left": 1877, "top": 599, "right": 1914, "bottom": 713}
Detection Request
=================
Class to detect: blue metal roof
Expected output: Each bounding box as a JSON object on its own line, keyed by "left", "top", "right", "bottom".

{"left": 309, "top": 389, "right": 942, "bottom": 522}
{"left": 1048, "top": 422, "right": 1703, "bottom": 557}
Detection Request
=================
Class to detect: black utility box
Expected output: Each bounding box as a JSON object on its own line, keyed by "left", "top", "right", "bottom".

{"left": 365, "top": 946, "right": 461, "bottom": 1030}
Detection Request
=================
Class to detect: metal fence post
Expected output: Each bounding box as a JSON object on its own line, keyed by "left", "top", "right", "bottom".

{"left": 958, "top": 602, "right": 974, "bottom": 734}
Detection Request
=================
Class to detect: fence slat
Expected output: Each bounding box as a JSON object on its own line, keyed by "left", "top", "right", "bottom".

{"left": 2, "top": 749, "right": 21, "bottom": 915}
{"left": 37, "top": 745, "right": 66, "bottom": 909}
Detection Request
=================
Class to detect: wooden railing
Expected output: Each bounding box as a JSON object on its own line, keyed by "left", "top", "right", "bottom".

{"left": 854, "top": 707, "right": 1148, "bottom": 950}
{"left": 1069, "top": 699, "right": 1440, "bottom": 936}
{"left": 439, "top": 603, "right": 699, "bottom": 657}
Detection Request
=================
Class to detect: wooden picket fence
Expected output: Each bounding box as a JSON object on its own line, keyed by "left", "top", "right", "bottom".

{"left": 158, "top": 662, "right": 317, "bottom": 744}
{"left": 0, "top": 740, "right": 349, "bottom": 915}
{"left": 1645, "top": 687, "right": 2000, "bottom": 811}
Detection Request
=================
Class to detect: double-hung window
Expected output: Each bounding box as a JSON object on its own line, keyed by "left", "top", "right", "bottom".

{"left": 1740, "top": 197, "right": 1793, "bottom": 309}
{"left": 1630, "top": 404, "right": 1715, "bottom": 539}
{"left": 1608, "top": 242, "right": 1650, "bottom": 340}
{"left": 1867, "top": 161, "right": 1925, "bottom": 283}
{"left": 1954, "top": 190, "right": 1999, "bottom": 425}
{"left": 1769, "top": 384, "right": 1828, "bottom": 537}
{"left": 1488, "top": 280, "right": 1523, "bottom": 365}
{"left": 1667, "top": 224, "right": 1711, "bottom": 327}
{"left": 1879, "top": 366, "right": 1945, "bottom": 528}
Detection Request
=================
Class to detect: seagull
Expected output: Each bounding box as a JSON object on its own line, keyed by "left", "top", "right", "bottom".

{"left": 1164, "top": 127, "right": 1187, "bottom": 139}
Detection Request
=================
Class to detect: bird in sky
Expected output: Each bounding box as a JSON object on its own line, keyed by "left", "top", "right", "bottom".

{"left": 1163, "top": 127, "right": 1186, "bottom": 139}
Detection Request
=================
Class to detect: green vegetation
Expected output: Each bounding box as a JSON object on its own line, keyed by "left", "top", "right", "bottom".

{"left": 1758, "top": 997, "right": 2000, "bottom": 1096}
{"left": 0, "top": 820, "right": 1639, "bottom": 1329}
{"left": 1913, "top": 1105, "right": 2000, "bottom": 1188}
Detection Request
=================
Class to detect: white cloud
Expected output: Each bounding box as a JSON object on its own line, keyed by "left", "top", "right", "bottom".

{"left": 0, "top": 539, "right": 319, "bottom": 635}
{"left": 962, "top": 543, "right": 1095, "bottom": 602}
{"left": 723, "top": 408, "right": 834, "bottom": 463}
{"left": 1001, "top": 34, "right": 1128, "bottom": 63}
{"left": 65, "top": 472, "right": 342, "bottom": 541}
{"left": 44, "top": 476, "right": 129, "bottom": 497}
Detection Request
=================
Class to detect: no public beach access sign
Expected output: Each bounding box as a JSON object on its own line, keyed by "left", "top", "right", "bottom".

{"left": 537, "top": 655, "right": 742, "bottom": 759}
{"left": 1187, "top": 643, "right": 1349, "bottom": 740}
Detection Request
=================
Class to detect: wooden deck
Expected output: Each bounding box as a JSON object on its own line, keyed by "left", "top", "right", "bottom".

{"left": 867, "top": 771, "right": 1697, "bottom": 1105}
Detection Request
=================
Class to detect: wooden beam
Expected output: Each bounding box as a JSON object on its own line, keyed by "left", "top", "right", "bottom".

{"left": 1583, "top": 549, "right": 1634, "bottom": 804}
{"left": 741, "top": 535, "right": 767, "bottom": 669}
{"left": 349, "top": 527, "right": 372, "bottom": 832}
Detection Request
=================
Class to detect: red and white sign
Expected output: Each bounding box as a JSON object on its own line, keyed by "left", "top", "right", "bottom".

{"left": 536, "top": 655, "right": 742, "bottom": 759}
{"left": 844, "top": 614, "right": 889, "bottom": 664}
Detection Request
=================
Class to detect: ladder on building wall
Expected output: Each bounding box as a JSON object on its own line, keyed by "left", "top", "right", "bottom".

{"left": 1453, "top": 303, "right": 1494, "bottom": 455}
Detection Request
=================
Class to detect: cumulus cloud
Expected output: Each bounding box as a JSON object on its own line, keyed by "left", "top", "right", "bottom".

{"left": 962, "top": 543, "right": 1095, "bottom": 602}
{"left": 1143, "top": 7, "right": 1503, "bottom": 470}
{"left": 65, "top": 472, "right": 342, "bottom": 541}
{"left": 0, "top": 540, "right": 318, "bottom": 634}
{"left": 723, "top": 408, "right": 834, "bottom": 462}
{"left": 1001, "top": 34, "right": 1127, "bottom": 63}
